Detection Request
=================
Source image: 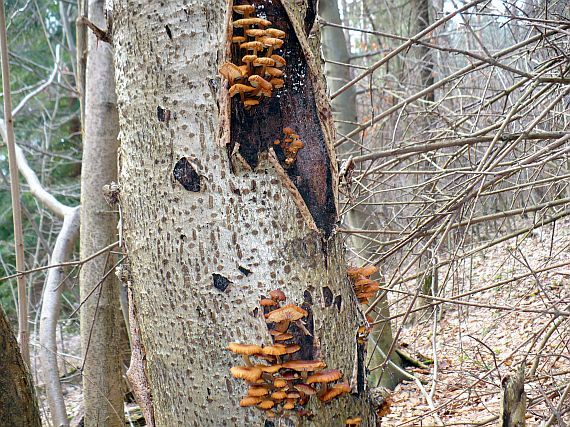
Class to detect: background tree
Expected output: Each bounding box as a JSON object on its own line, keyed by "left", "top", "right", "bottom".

{"left": 79, "top": 0, "right": 125, "bottom": 425}
{"left": 0, "top": 304, "right": 41, "bottom": 427}
{"left": 319, "top": 0, "right": 405, "bottom": 389}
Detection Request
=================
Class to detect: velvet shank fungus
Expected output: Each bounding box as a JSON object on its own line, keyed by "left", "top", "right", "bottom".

{"left": 219, "top": 3, "right": 287, "bottom": 108}
{"left": 347, "top": 264, "right": 382, "bottom": 305}
{"left": 227, "top": 289, "right": 351, "bottom": 418}
{"left": 273, "top": 127, "right": 305, "bottom": 167}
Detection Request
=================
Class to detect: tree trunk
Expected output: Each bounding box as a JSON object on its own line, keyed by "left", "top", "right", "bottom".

{"left": 80, "top": 0, "right": 124, "bottom": 425}
{"left": 319, "top": 0, "right": 405, "bottom": 390}
{"left": 0, "top": 305, "right": 42, "bottom": 427}
{"left": 111, "top": 0, "right": 377, "bottom": 425}
{"left": 500, "top": 365, "right": 526, "bottom": 427}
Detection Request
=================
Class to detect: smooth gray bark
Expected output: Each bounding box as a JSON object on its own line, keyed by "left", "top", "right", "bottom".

{"left": 80, "top": 0, "right": 124, "bottom": 425}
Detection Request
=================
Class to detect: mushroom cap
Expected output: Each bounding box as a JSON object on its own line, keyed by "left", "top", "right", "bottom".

{"left": 357, "top": 291, "right": 377, "bottom": 299}
{"left": 259, "top": 88, "right": 272, "bottom": 98}
{"left": 227, "top": 343, "right": 263, "bottom": 355}
{"left": 242, "top": 54, "right": 258, "bottom": 63}
{"left": 238, "top": 65, "right": 249, "bottom": 75}
{"left": 294, "top": 383, "right": 317, "bottom": 395}
{"left": 266, "top": 28, "right": 286, "bottom": 38}
{"left": 269, "top": 78, "right": 284, "bottom": 89}
{"left": 354, "top": 278, "right": 375, "bottom": 287}
{"left": 229, "top": 84, "right": 255, "bottom": 97}
{"left": 262, "top": 344, "right": 287, "bottom": 356}
{"left": 257, "top": 18, "right": 272, "bottom": 27}
{"left": 232, "top": 36, "right": 247, "bottom": 43}
{"left": 265, "top": 304, "right": 308, "bottom": 322}
{"left": 273, "top": 378, "right": 287, "bottom": 388}
{"left": 248, "top": 386, "right": 270, "bottom": 397}
{"left": 233, "top": 5, "right": 255, "bottom": 14}
{"left": 248, "top": 75, "right": 273, "bottom": 91}
{"left": 347, "top": 266, "right": 363, "bottom": 280}
{"left": 219, "top": 62, "right": 244, "bottom": 82}
{"left": 240, "top": 396, "right": 261, "bottom": 407}
{"left": 230, "top": 366, "right": 263, "bottom": 382}
{"left": 260, "top": 298, "right": 278, "bottom": 307}
{"left": 266, "top": 67, "right": 284, "bottom": 77}
{"left": 259, "top": 363, "right": 282, "bottom": 373}
{"left": 285, "top": 344, "right": 301, "bottom": 354}
{"left": 360, "top": 265, "right": 379, "bottom": 277}
{"left": 356, "top": 282, "right": 380, "bottom": 294}
{"left": 260, "top": 37, "right": 284, "bottom": 48}
{"left": 269, "top": 289, "right": 286, "bottom": 301}
{"left": 273, "top": 332, "right": 293, "bottom": 341}
{"left": 246, "top": 29, "right": 267, "bottom": 38}
{"left": 257, "top": 400, "right": 275, "bottom": 410}
{"left": 271, "top": 54, "right": 287, "bottom": 67}
{"left": 243, "top": 99, "right": 260, "bottom": 107}
{"left": 306, "top": 369, "right": 343, "bottom": 384}
{"left": 281, "top": 372, "right": 299, "bottom": 380}
{"left": 283, "top": 401, "right": 295, "bottom": 410}
{"left": 319, "top": 382, "right": 352, "bottom": 402}
{"left": 241, "top": 41, "right": 264, "bottom": 51}
{"left": 233, "top": 18, "right": 267, "bottom": 27}
{"left": 319, "top": 386, "right": 345, "bottom": 402}
{"left": 290, "top": 139, "right": 304, "bottom": 150}
{"left": 286, "top": 391, "right": 301, "bottom": 399}
{"left": 346, "top": 417, "right": 363, "bottom": 425}
{"left": 283, "top": 127, "right": 295, "bottom": 135}
{"left": 282, "top": 360, "right": 326, "bottom": 372}
{"left": 271, "top": 391, "right": 287, "bottom": 400}
{"left": 253, "top": 57, "right": 275, "bottom": 67}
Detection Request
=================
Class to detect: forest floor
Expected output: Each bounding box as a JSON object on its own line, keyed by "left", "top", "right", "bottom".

{"left": 381, "top": 217, "right": 570, "bottom": 426}
{"left": 34, "top": 218, "right": 569, "bottom": 426}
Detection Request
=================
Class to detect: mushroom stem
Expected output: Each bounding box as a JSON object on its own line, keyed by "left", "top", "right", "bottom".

{"left": 243, "top": 355, "right": 253, "bottom": 367}
{"left": 266, "top": 46, "right": 275, "bottom": 59}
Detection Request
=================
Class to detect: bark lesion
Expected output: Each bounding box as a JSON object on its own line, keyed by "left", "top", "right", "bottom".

{"left": 224, "top": 0, "right": 337, "bottom": 237}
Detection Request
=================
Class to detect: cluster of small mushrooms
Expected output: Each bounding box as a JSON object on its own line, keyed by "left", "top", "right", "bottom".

{"left": 219, "top": 4, "right": 286, "bottom": 108}
{"left": 347, "top": 265, "right": 381, "bottom": 305}
{"left": 227, "top": 289, "right": 354, "bottom": 420}
{"left": 274, "top": 127, "right": 305, "bottom": 167}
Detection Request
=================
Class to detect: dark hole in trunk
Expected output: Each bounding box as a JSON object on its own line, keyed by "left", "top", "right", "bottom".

{"left": 212, "top": 273, "right": 231, "bottom": 292}
{"left": 173, "top": 157, "right": 201, "bottom": 192}
{"left": 228, "top": 0, "right": 336, "bottom": 237}
{"left": 322, "top": 286, "right": 333, "bottom": 307}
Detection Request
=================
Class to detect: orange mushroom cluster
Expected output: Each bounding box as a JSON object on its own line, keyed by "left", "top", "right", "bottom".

{"left": 347, "top": 264, "right": 381, "bottom": 305}
{"left": 227, "top": 289, "right": 351, "bottom": 418}
{"left": 274, "top": 127, "right": 305, "bottom": 167}
{"left": 219, "top": 4, "right": 287, "bottom": 109}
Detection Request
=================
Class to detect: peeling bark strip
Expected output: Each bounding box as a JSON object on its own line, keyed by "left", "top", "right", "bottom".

{"left": 126, "top": 288, "right": 155, "bottom": 427}
{"left": 227, "top": 0, "right": 337, "bottom": 236}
